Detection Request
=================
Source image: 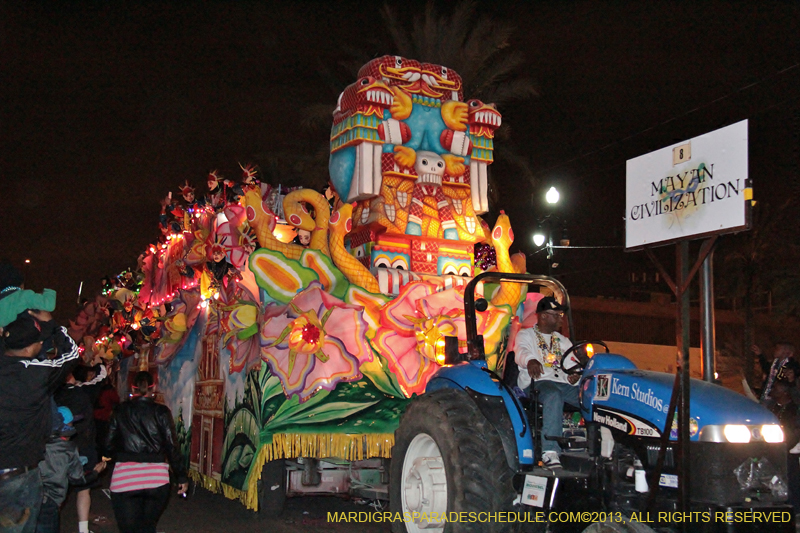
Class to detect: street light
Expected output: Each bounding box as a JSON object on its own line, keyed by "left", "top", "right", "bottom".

{"left": 530, "top": 186, "right": 564, "bottom": 276}
{"left": 545, "top": 186, "right": 560, "bottom": 205}
{"left": 21, "top": 259, "right": 32, "bottom": 289}
{"left": 533, "top": 186, "right": 562, "bottom": 249}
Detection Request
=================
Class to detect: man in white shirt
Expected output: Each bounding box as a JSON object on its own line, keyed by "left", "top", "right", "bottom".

{"left": 515, "top": 296, "right": 578, "bottom": 467}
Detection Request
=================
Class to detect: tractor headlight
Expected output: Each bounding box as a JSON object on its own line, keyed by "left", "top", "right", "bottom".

{"left": 436, "top": 336, "right": 467, "bottom": 366}
{"left": 434, "top": 337, "right": 446, "bottom": 365}
{"left": 761, "top": 424, "right": 784, "bottom": 443}
{"left": 699, "top": 424, "right": 786, "bottom": 443}
{"left": 723, "top": 425, "right": 751, "bottom": 443}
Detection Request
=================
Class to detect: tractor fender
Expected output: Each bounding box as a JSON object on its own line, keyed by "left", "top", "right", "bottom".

{"left": 466, "top": 389, "right": 522, "bottom": 471}
{"left": 425, "top": 361, "right": 535, "bottom": 468}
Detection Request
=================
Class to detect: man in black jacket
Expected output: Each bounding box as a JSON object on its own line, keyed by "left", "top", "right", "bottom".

{"left": 0, "top": 310, "right": 79, "bottom": 533}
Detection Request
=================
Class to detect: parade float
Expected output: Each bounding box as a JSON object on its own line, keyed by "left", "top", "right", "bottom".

{"left": 71, "top": 56, "right": 529, "bottom": 511}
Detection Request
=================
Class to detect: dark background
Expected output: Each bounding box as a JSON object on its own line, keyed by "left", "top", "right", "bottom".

{"left": 2, "top": 1, "right": 798, "bottom": 322}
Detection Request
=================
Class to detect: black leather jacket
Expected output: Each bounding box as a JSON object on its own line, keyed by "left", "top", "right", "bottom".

{"left": 104, "top": 395, "right": 187, "bottom": 483}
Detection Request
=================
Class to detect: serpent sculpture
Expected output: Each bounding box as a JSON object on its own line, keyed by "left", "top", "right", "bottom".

{"left": 241, "top": 187, "right": 305, "bottom": 260}
{"left": 283, "top": 189, "right": 331, "bottom": 257}
{"left": 490, "top": 210, "right": 525, "bottom": 308}
{"left": 328, "top": 203, "right": 381, "bottom": 294}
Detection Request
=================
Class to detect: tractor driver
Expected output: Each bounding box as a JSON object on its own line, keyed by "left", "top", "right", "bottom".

{"left": 515, "top": 296, "right": 578, "bottom": 468}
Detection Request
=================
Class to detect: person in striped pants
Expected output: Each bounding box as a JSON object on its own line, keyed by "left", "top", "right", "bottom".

{"left": 104, "top": 372, "right": 187, "bottom": 533}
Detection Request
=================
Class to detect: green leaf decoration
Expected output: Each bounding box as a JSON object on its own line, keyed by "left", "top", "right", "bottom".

{"left": 344, "top": 285, "right": 391, "bottom": 307}
{"left": 483, "top": 302, "right": 513, "bottom": 362}
{"left": 249, "top": 248, "right": 318, "bottom": 304}
{"left": 518, "top": 283, "right": 529, "bottom": 308}
{"left": 238, "top": 446, "right": 255, "bottom": 468}
{"left": 223, "top": 446, "right": 243, "bottom": 479}
{"left": 260, "top": 372, "right": 284, "bottom": 402}
{"left": 344, "top": 285, "right": 391, "bottom": 336}
{"left": 483, "top": 282, "right": 500, "bottom": 301}
{"left": 258, "top": 379, "right": 411, "bottom": 440}
{"left": 269, "top": 400, "right": 378, "bottom": 429}
{"left": 245, "top": 369, "right": 263, "bottom": 422}
{"left": 236, "top": 323, "right": 259, "bottom": 340}
{"left": 300, "top": 249, "right": 349, "bottom": 299}
{"left": 265, "top": 387, "right": 332, "bottom": 429}
{"left": 259, "top": 372, "right": 287, "bottom": 424}
{"left": 360, "top": 349, "right": 405, "bottom": 398}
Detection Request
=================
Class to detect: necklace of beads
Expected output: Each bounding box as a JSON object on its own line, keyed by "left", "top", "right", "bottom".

{"left": 534, "top": 324, "right": 562, "bottom": 367}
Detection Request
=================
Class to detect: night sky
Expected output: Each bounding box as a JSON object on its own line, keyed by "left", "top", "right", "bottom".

{"left": 2, "top": 1, "right": 799, "bottom": 322}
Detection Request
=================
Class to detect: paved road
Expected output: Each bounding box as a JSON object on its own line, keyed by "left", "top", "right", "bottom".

{"left": 56, "top": 482, "right": 800, "bottom": 533}
{"left": 61, "top": 483, "right": 392, "bottom": 533}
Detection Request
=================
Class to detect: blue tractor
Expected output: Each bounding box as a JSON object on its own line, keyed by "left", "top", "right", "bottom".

{"left": 390, "top": 272, "right": 794, "bottom": 533}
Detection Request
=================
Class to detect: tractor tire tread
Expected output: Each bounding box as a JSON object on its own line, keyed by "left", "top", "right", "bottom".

{"left": 390, "top": 388, "right": 519, "bottom": 533}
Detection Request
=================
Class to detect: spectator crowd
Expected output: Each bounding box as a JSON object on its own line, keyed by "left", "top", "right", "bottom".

{"left": 0, "top": 264, "right": 185, "bottom": 533}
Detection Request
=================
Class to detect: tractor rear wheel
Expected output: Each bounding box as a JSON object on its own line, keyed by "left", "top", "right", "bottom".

{"left": 390, "top": 388, "right": 519, "bottom": 533}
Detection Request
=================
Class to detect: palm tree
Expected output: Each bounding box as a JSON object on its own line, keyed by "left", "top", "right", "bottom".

{"left": 380, "top": 1, "right": 539, "bottom": 208}
{"left": 285, "top": 1, "right": 539, "bottom": 208}
{"left": 380, "top": 1, "right": 538, "bottom": 107}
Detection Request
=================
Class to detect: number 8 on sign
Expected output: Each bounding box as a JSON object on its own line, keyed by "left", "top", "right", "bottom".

{"left": 672, "top": 142, "right": 691, "bottom": 165}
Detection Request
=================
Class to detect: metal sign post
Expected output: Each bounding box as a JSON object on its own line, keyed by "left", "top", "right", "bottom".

{"left": 644, "top": 237, "right": 717, "bottom": 521}
{"left": 627, "top": 121, "right": 751, "bottom": 527}
{"left": 700, "top": 250, "right": 717, "bottom": 383}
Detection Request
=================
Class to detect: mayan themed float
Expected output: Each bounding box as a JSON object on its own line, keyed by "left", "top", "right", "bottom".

{"left": 71, "top": 56, "right": 530, "bottom": 510}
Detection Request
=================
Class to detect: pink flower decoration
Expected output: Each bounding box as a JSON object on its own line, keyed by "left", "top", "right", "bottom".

{"left": 371, "top": 282, "right": 511, "bottom": 397}
{"left": 371, "top": 281, "right": 441, "bottom": 397}
{"left": 260, "top": 283, "right": 373, "bottom": 402}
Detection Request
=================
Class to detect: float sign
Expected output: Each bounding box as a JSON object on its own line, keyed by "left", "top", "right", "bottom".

{"left": 625, "top": 120, "right": 750, "bottom": 250}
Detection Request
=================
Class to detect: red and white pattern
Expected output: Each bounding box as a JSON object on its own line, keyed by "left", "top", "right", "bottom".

{"left": 410, "top": 240, "right": 439, "bottom": 274}
{"left": 110, "top": 462, "right": 170, "bottom": 493}
{"left": 407, "top": 184, "right": 454, "bottom": 231}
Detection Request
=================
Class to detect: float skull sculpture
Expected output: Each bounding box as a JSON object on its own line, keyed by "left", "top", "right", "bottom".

{"left": 414, "top": 152, "right": 446, "bottom": 186}
{"left": 328, "top": 55, "right": 502, "bottom": 278}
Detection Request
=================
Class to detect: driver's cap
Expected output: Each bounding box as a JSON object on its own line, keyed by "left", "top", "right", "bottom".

{"left": 536, "top": 296, "right": 567, "bottom": 313}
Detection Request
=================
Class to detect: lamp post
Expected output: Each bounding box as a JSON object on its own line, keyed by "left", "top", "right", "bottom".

{"left": 532, "top": 187, "right": 568, "bottom": 277}
{"left": 22, "top": 259, "right": 31, "bottom": 289}
{"left": 532, "top": 216, "right": 568, "bottom": 276}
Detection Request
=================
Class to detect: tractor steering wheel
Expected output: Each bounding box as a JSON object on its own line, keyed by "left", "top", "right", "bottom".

{"left": 560, "top": 340, "right": 610, "bottom": 375}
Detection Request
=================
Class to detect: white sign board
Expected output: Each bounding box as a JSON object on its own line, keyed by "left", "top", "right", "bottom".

{"left": 625, "top": 120, "right": 750, "bottom": 250}
{"left": 521, "top": 474, "right": 548, "bottom": 507}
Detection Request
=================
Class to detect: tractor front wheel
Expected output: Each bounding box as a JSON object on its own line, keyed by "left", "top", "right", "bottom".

{"left": 390, "top": 388, "right": 519, "bottom": 533}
